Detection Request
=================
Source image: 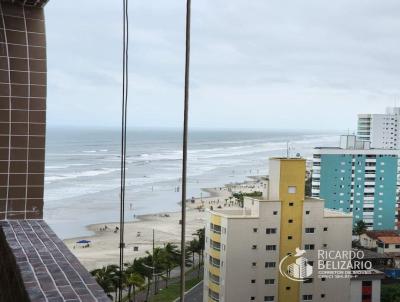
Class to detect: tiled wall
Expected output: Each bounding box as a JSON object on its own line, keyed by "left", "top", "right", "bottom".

{"left": 0, "top": 224, "right": 30, "bottom": 302}
{"left": 0, "top": 2, "right": 46, "bottom": 220}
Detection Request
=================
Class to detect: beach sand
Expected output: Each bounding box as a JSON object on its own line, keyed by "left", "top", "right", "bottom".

{"left": 64, "top": 178, "right": 267, "bottom": 271}
{"left": 64, "top": 209, "right": 206, "bottom": 271}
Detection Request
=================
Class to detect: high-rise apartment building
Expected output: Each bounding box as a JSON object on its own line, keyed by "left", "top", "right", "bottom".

{"left": 312, "top": 135, "right": 400, "bottom": 230}
{"left": 203, "top": 157, "right": 353, "bottom": 302}
{"left": 358, "top": 107, "right": 400, "bottom": 149}
{"left": 0, "top": 0, "right": 47, "bottom": 220}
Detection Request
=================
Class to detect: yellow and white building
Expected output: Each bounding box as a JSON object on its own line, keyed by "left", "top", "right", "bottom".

{"left": 203, "top": 157, "right": 353, "bottom": 302}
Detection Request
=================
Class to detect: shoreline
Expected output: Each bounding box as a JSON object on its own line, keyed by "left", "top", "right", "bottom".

{"left": 64, "top": 177, "right": 267, "bottom": 271}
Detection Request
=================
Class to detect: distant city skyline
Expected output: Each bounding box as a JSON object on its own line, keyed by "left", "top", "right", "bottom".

{"left": 46, "top": 0, "right": 400, "bottom": 131}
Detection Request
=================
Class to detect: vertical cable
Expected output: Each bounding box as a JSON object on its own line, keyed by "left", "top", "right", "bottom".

{"left": 118, "top": 0, "right": 129, "bottom": 300}
{"left": 180, "top": 0, "right": 191, "bottom": 301}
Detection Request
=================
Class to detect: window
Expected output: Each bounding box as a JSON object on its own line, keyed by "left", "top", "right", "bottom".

{"left": 288, "top": 236, "right": 293, "bottom": 240}
{"left": 253, "top": 228, "right": 258, "bottom": 233}
{"left": 266, "top": 245, "right": 276, "bottom": 251}
{"left": 305, "top": 244, "right": 315, "bottom": 250}
{"left": 209, "top": 272, "right": 220, "bottom": 285}
{"left": 210, "top": 239, "right": 221, "bottom": 251}
{"left": 210, "top": 223, "right": 221, "bottom": 234}
{"left": 265, "top": 262, "right": 276, "bottom": 268}
{"left": 288, "top": 219, "right": 293, "bottom": 223}
{"left": 209, "top": 256, "right": 220, "bottom": 268}
{"left": 288, "top": 186, "right": 297, "bottom": 194}
{"left": 321, "top": 294, "right": 325, "bottom": 298}
{"left": 209, "top": 289, "right": 220, "bottom": 301}
{"left": 306, "top": 211, "right": 310, "bottom": 215}
{"left": 252, "top": 262, "right": 257, "bottom": 267}
{"left": 265, "top": 279, "right": 275, "bottom": 284}
{"left": 289, "top": 202, "right": 294, "bottom": 206}
{"left": 303, "top": 295, "right": 313, "bottom": 301}
{"left": 286, "top": 287, "right": 291, "bottom": 290}
{"left": 251, "top": 297, "right": 255, "bottom": 301}
{"left": 266, "top": 228, "right": 277, "bottom": 234}
{"left": 305, "top": 228, "right": 315, "bottom": 234}
{"left": 273, "top": 211, "right": 278, "bottom": 215}
{"left": 251, "top": 279, "right": 256, "bottom": 284}
{"left": 396, "top": 245, "right": 400, "bottom": 249}
{"left": 323, "top": 227, "right": 328, "bottom": 231}
{"left": 252, "top": 245, "right": 257, "bottom": 250}
{"left": 264, "top": 296, "right": 274, "bottom": 302}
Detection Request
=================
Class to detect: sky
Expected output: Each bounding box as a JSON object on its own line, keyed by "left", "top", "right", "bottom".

{"left": 45, "top": 0, "right": 400, "bottom": 131}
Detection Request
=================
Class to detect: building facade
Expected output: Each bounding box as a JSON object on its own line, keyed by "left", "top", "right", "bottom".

{"left": 358, "top": 107, "right": 400, "bottom": 149}
{"left": 0, "top": 0, "right": 47, "bottom": 220}
{"left": 203, "top": 157, "right": 353, "bottom": 302}
{"left": 312, "top": 135, "right": 400, "bottom": 230}
{"left": 350, "top": 271, "right": 384, "bottom": 302}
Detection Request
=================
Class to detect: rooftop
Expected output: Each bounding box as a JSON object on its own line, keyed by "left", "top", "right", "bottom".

{"left": 323, "top": 208, "right": 353, "bottom": 218}
{"left": 209, "top": 199, "right": 352, "bottom": 219}
{"left": 270, "top": 157, "right": 305, "bottom": 161}
{"left": 1, "top": 0, "right": 49, "bottom": 7}
{"left": 354, "top": 248, "right": 391, "bottom": 260}
{"left": 363, "top": 230, "right": 399, "bottom": 240}
{"left": 0, "top": 220, "right": 109, "bottom": 302}
{"left": 350, "top": 269, "right": 385, "bottom": 281}
{"left": 378, "top": 236, "right": 400, "bottom": 244}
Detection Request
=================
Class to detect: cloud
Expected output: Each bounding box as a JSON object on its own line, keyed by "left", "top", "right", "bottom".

{"left": 45, "top": 0, "right": 400, "bottom": 130}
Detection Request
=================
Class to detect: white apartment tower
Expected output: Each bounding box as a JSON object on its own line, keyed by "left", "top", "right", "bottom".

{"left": 203, "top": 158, "right": 354, "bottom": 302}
{"left": 358, "top": 107, "right": 400, "bottom": 149}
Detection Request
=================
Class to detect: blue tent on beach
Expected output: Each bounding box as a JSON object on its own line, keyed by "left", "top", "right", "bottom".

{"left": 76, "top": 240, "right": 91, "bottom": 244}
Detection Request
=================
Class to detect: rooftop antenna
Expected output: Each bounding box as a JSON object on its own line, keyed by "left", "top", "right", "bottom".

{"left": 286, "top": 141, "right": 290, "bottom": 158}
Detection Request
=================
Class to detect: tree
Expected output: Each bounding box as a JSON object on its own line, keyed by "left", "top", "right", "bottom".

{"left": 187, "top": 239, "right": 199, "bottom": 269}
{"left": 151, "top": 247, "right": 168, "bottom": 294}
{"left": 91, "top": 265, "right": 120, "bottom": 301}
{"left": 131, "top": 256, "right": 153, "bottom": 301}
{"left": 353, "top": 220, "right": 367, "bottom": 237}
{"left": 109, "top": 265, "right": 124, "bottom": 302}
{"left": 125, "top": 272, "right": 144, "bottom": 302}
{"left": 163, "top": 243, "right": 180, "bottom": 288}
{"left": 382, "top": 284, "right": 400, "bottom": 302}
{"left": 233, "top": 191, "right": 262, "bottom": 207}
{"left": 193, "top": 228, "right": 205, "bottom": 278}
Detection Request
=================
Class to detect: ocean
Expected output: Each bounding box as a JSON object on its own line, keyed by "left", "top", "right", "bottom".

{"left": 44, "top": 128, "right": 338, "bottom": 239}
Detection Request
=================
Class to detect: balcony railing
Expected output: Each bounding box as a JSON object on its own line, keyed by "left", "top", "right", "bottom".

{"left": 209, "top": 256, "right": 220, "bottom": 268}
{"left": 210, "top": 241, "right": 221, "bottom": 251}
{"left": 210, "top": 223, "right": 221, "bottom": 234}
{"left": 209, "top": 289, "right": 220, "bottom": 302}
{"left": 209, "top": 272, "right": 220, "bottom": 285}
